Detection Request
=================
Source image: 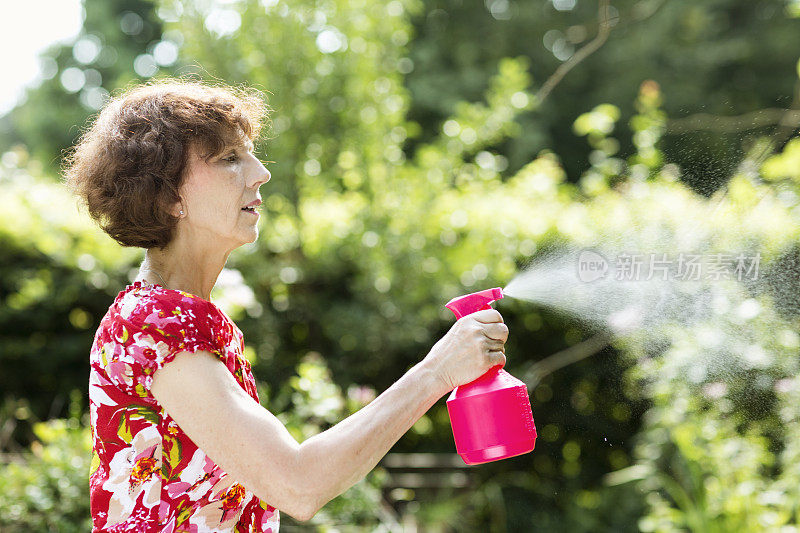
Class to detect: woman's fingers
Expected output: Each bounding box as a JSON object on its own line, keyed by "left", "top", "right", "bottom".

{"left": 488, "top": 350, "right": 507, "bottom": 368}
{"left": 423, "top": 309, "right": 510, "bottom": 390}
{"left": 483, "top": 322, "right": 509, "bottom": 342}
{"left": 471, "top": 309, "right": 503, "bottom": 324}
{"left": 484, "top": 335, "right": 506, "bottom": 349}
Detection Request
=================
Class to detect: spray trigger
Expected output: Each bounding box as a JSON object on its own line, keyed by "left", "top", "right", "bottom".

{"left": 445, "top": 287, "right": 504, "bottom": 319}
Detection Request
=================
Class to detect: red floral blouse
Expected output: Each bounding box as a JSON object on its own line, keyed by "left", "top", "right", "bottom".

{"left": 89, "top": 281, "right": 280, "bottom": 532}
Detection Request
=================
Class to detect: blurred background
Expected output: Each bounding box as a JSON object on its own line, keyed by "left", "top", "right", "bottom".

{"left": 1, "top": 0, "right": 800, "bottom": 531}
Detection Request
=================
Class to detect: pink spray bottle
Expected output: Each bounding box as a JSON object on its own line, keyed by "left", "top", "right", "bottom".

{"left": 444, "top": 287, "right": 537, "bottom": 465}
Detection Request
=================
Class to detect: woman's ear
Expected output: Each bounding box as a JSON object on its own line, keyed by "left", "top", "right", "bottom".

{"left": 170, "top": 200, "right": 185, "bottom": 218}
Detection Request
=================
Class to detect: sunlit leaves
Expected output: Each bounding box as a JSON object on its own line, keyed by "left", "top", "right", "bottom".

{"left": 762, "top": 138, "right": 800, "bottom": 183}
{"left": 573, "top": 104, "right": 620, "bottom": 139}
{"left": 0, "top": 418, "right": 92, "bottom": 531}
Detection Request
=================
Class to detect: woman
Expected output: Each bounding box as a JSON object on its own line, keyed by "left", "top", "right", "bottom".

{"left": 66, "top": 79, "right": 508, "bottom": 532}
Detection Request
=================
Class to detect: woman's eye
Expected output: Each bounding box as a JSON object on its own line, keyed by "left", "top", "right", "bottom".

{"left": 224, "top": 154, "right": 238, "bottom": 163}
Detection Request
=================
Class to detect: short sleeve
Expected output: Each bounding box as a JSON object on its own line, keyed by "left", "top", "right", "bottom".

{"left": 103, "top": 288, "right": 225, "bottom": 396}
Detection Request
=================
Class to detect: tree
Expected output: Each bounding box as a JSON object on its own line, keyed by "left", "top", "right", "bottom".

{"left": 0, "top": 0, "right": 165, "bottom": 171}
{"left": 2, "top": 0, "right": 799, "bottom": 529}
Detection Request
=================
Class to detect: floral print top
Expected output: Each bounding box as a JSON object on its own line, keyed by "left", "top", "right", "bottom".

{"left": 89, "top": 281, "right": 280, "bottom": 532}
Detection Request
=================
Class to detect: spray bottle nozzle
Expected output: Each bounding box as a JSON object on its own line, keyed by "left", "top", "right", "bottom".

{"left": 445, "top": 287, "right": 504, "bottom": 319}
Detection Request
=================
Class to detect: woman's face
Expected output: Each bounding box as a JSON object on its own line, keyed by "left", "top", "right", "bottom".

{"left": 176, "top": 138, "right": 271, "bottom": 251}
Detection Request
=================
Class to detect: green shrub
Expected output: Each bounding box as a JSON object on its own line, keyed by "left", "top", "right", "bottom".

{"left": 0, "top": 418, "right": 92, "bottom": 532}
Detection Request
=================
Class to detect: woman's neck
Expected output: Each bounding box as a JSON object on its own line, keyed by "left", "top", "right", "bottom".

{"left": 139, "top": 239, "right": 230, "bottom": 301}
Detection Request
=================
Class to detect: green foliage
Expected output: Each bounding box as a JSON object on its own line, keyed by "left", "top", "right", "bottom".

{"left": 1, "top": 0, "right": 800, "bottom": 530}
{"left": 762, "top": 137, "right": 800, "bottom": 184}
{"left": 271, "top": 353, "right": 389, "bottom": 528}
{"left": 405, "top": 0, "right": 800, "bottom": 192}
{"left": 637, "top": 410, "right": 778, "bottom": 532}
{"left": 0, "top": 150, "right": 139, "bottom": 435}
{"left": 0, "top": 0, "right": 166, "bottom": 172}
{"left": 0, "top": 418, "right": 92, "bottom": 532}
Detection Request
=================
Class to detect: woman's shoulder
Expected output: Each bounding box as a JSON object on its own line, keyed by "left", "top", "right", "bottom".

{"left": 112, "top": 281, "right": 223, "bottom": 322}
{"left": 92, "top": 283, "right": 237, "bottom": 389}
{"left": 110, "top": 281, "right": 227, "bottom": 337}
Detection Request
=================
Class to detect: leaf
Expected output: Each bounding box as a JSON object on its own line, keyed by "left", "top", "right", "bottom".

{"left": 90, "top": 450, "right": 101, "bottom": 476}
{"left": 129, "top": 404, "right": 159, "bottom": 425}
{"left": 164, "top": 434, "right": 182, "bottom": 476}
{"left": 176, "top": 504, "right": 192, "bottom": 526}
{"left": 118, "top": 415, "right": 132, "bottom": 444}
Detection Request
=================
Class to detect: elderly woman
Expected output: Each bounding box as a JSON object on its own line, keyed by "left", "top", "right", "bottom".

{"left": 66, "top": 79, "right": 508, "bottom": 532}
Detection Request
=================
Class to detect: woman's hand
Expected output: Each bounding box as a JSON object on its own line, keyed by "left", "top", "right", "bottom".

{"left": 423, "top": 309, "right": 509, "bottom": 393}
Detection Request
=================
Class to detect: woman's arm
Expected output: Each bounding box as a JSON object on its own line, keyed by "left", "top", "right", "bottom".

{"left": 151, "top": 309, "right": 507, "bottom": 521}
{"left": 296, "top": 359, "right": 445, "bottom": 515}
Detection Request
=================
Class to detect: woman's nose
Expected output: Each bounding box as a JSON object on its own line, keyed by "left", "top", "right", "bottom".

{"left": 251, "top": 159, "right": 271, "bottom": 187}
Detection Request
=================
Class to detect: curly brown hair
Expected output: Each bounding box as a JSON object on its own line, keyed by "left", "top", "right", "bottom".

{"left": 63, "top": 78, "right": 270, "bottom": 249}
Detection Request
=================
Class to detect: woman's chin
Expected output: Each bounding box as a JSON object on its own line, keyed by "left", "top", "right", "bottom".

{"left": 243, "top": 227, "right": 259, "bottom": 245}
{"left": 223, "top": 229, "right": 259, "bottom": 250}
